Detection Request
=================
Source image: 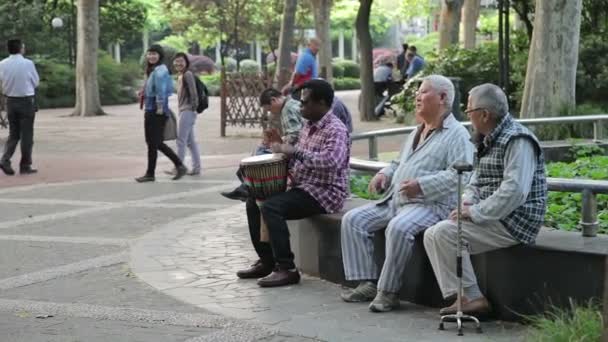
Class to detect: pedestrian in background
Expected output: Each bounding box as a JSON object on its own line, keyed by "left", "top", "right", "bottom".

{"left": 0, "top": 39, "right": 39, "bottom": 176}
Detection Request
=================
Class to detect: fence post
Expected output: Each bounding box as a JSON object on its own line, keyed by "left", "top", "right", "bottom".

{"left": 593, "top": 120, "right": 605, "bottom": 143}
{"left": 220, "top": 67, "right": 227, "bottom": 137}
{"left": 580, "top": 189, "right": 599, "bottom": 237}
{"left": 369, "top": 136, "right": 379, "bottom": 161}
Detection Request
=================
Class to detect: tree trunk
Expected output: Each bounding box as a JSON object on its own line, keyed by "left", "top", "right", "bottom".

{"left": 72, "top": 0, "right": 104, "bottom": 116}
{"left": 311, "top": 0, "right": 333, "bottom": 83}
{"left": 439, "top": 0, "right": 464, "bottom": 50}
{"left": 276, "top": 0, "right": 297, "bottom": 89}
{"left": 357, "top": 0, "right": 375, "bottom": 121}
{"left": 520, "top": 0, "right": 582, "bottom": 118}
{"left": 462, "top": 0, "right": 480, "bottom": 49}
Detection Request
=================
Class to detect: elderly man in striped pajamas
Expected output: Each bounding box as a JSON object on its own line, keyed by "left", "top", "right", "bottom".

{"left": 340, "top": 75, "right": 474, "bottom": 312}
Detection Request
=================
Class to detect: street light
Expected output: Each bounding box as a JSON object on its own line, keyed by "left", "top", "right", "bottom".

{"left": 51, "top": 17, "right": 64, "bottom": 29}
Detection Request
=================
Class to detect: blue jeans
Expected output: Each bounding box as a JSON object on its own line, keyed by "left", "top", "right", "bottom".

{"left": 176, "top": 111, "right": 201, "bottom": 172}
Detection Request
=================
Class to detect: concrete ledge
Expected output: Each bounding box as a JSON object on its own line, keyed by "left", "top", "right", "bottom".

{"left": 289, "top": 198, "right": 608, "bottom": 321}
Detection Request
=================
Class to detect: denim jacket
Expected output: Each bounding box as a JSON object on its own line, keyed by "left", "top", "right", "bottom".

{"left": 144, "top": 64, "right": 173, "bottom": 115}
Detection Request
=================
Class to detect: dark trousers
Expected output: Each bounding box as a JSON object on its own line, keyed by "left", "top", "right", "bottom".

{"left": 144, "top": 112, "right": 182, "bottom": 176}
{"left": 246, "top": 188, "right": 326, "bottom": 269}
{"left": 1, "top": 97, "right": 35, "bottom": 168}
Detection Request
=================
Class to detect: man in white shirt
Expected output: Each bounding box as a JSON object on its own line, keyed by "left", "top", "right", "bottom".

{"left": 0, "top": 39, "right": 40, "bottom": 175}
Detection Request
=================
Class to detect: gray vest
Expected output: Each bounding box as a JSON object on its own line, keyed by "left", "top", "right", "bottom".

{"left": 475, "top": 115, "right": 547, "bottom": 244}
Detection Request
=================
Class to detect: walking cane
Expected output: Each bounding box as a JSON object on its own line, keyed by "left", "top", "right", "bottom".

{"left": 438, "top": 161, "right": 482, "bottom": 336}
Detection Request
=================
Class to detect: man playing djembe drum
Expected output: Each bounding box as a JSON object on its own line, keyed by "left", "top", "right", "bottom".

{"left": 340, "top": 75, "right": 474, "bottom": 312}
{"left": 221, "top": 88, "right": 303, "bottom": 201}
{"left": 237, "top": 79, "right": 350, "bottom": 287}
{"left": 424, "top": 83, "right": 547, "bottom": 317}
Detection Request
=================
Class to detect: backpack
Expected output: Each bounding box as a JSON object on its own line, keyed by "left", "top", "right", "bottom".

{"left": 184, "top": 72, "right": 209, "bottom": 113}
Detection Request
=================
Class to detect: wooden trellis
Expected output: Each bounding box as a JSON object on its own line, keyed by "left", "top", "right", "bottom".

{"left": 220, "top": 70, "right": 273, "bottom": 137}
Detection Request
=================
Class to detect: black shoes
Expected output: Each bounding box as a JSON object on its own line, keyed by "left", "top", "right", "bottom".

{"left": 236, "top": 260, "right": 273, "bottom": 279}
{"left": 135, "top": 175, "right": 155, "bottom": 183}
{"left": 0, "top": 163, "right": 15, "bottom": 176}
{"left": 172, "top": 165, "right": 187, "bottom": 180}
{"left": 0, "top": 163, "right": 37, "bottom": 176}
{"left": 20, "top": 167, "right": 37, "bottom": 175}
{"left": 221, "top": 184, "right": 250, "bottom": 201}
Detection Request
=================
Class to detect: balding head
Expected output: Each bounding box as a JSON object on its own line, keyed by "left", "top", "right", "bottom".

{"left": 468, "top": 83, "right": 509, "bottom": 120}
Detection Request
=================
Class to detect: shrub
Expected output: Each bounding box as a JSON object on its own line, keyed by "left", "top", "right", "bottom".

{"left": 215, "top": 57, "right": 237, "bottom": 72}
{"left": 334, "top": 77, "right": 361, "bottom": 91}
{"left": 239, "top": 59, "right": 261, "bottom": 74}
{"left": 200, "top": 73, "right": 221, "bottom": 96}
{"left": 332, "top": 62, "right": 345, "bottom": 79}
{"left": 188, "top": 54, "right": 215, "bottom": 75}
{"left": 576, "top": 33, "right": 608, "bottom": 105}
{"left": 333, "top": 59, "right": 360, "bottom": 78}
{"left": 525, "top": 302, "right": 603, "bottom": 342}
{"left": 350, "top": 175, "right": 381, "bottom": 200}
{"left": 34, "top": 53, "right": 140, "bottom": 109}
{"left": 266, "top": 62, "right": 277, "bottom": 78}
{"left": 545, "top": 145, "right": 608, "bottom": 234}
{"left": 98, "top": 53, "right": 140, "bottom": 105}
{"left": 35, "top": 57, "right": 76, "bottom": 108}
{"left": 340, "top": 60, "right": 360, "bottom": 78}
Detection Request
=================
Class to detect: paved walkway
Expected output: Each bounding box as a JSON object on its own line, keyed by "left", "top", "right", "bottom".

{"left": 0, "top": 94, "right": 526, "bottom": 341}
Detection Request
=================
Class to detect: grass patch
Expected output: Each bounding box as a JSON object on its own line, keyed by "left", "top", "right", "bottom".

{"left": 525, "top": 301, "right": 603, "bottom": 342}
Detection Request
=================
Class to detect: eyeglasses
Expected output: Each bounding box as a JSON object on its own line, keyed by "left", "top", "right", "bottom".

{"left": 464, "top": 107, "right": 487, "bottom": 114}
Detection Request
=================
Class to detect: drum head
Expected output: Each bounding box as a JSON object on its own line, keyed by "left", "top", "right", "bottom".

{"left": 241, "top": 153, "right": 285, "bottom": 165}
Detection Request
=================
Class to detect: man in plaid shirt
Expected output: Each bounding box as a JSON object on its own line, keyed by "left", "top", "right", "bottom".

{"left": 237, "top": 79, "right": 350, "bottom": 287}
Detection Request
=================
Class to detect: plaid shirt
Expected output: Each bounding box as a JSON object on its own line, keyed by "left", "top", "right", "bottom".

{"left": 291, "top": 110, "right": 350, "bottom": 213}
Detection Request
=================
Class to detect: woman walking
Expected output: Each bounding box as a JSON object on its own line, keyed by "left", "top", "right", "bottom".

{"left": 135, "top": 44, "right": 187, "bottom": 183}
{"left": 173, "top": 53, "right": 201, "bottom": 175}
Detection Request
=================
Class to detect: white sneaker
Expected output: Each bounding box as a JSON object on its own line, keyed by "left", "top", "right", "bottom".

{"left": 340, "top": 281, "right": 377, "bottom": 302}
{"left": 369, "top": 291, "right": 400, "bottom": 312}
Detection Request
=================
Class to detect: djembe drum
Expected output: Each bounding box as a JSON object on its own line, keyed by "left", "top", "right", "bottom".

{"left": 240, "top": 153, "right": 289, "bottom": 242}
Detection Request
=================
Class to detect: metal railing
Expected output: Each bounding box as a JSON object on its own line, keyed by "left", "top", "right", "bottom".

{"left": 352, "top": 114, "right": 608, "bottom": 160}
{"left": 350, "top": 158, "right": 608, "bottom": 238}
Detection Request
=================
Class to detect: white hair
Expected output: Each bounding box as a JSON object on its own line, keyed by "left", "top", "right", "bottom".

{"left": 422, "top": 75, "right": 455, "bottom": 109}
{"left": 468, "top": 83, "right": 509, "bottom": 119}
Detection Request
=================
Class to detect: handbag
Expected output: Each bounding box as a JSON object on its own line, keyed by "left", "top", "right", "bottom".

{"left": 163, "top": 110, "right": 177, "bottom": 141}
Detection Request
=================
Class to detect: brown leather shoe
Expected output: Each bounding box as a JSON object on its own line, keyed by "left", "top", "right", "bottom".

{"left": 439, "top": 297, "right": 492, "bottom": 316}
{"left": 257, "top": 269, "right": 300, "bottom": 287}
{"left": 236, "top": 260, "right": 273, "bottom": 279}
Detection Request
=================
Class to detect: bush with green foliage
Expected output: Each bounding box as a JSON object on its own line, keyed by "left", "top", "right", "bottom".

{"left": 545, "top": 145, "right": 608, "bottom": 234}
{"left": 525, "top": 301, "right": 603, "bottom": 342}
{"left": 332, "top": 62, "right": 345, "bottom": 79}
{"left": 215, "top": 57, "right": 237, "bottom": 72}
{"left": 350, "top": 175, "right": 381, "bottom": 200}
{"left": 266, "top": 62, "right": 277, "bottom": 78}
{"left": 200, "top": 73, "right": 221, "bottom": 96}
{"left": 334, "top": 77, "right": 361, "bottom": 91}
{"left": 239, "top": 59, "right": 261, "bottom": 74}
{"left": 35, "top": 53, "right": 140, "bottom": 109}
{"left": 576, "top": 33, "right": 608, "bottom": 105}
{"left": 333, "top": 59, "right": 360, "bottom": 78}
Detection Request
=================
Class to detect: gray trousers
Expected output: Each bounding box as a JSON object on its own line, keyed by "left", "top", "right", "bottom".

{"left": 423, "top": 219, "right": 519, "bottom": 298}
{"left": 176, "top": 111, "right": 201, "bottom": 172}
{"left": 341, "top": 201, "right": 443, "bottom": 293}
{"left": 1, "top": 97, "right": 35, "bottom": 168}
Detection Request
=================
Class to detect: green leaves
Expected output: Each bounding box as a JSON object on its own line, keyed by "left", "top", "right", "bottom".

{"left": 350, "top": 175, "right": 381, "bottom": 200}
{"left": 545, "top": 155, "right": 608, "bottom": 233}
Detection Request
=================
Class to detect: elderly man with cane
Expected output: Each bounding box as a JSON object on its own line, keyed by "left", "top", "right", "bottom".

{"left": 424, "top": 83, "right": 548, "bottom": 321}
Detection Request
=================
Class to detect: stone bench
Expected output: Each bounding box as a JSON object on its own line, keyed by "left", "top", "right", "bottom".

{"left": 288, "top": 198, "right": 608, "bottom": 321}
